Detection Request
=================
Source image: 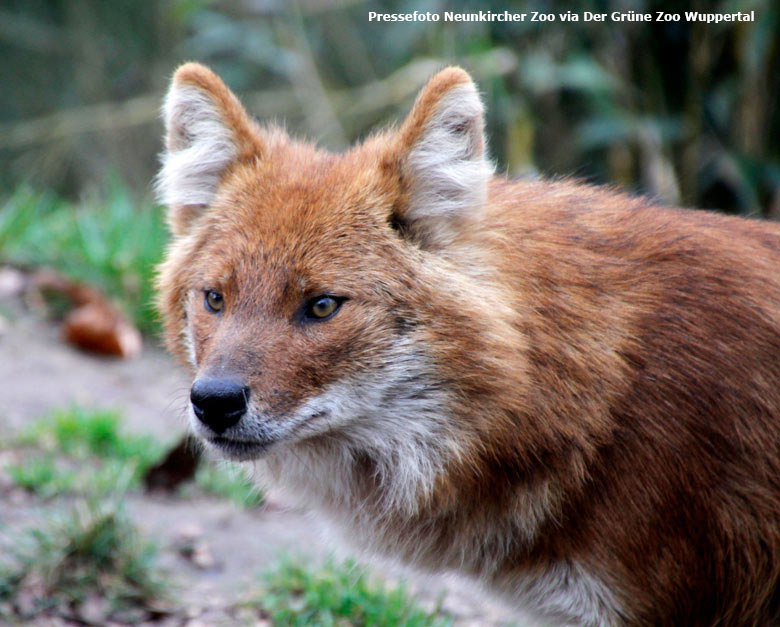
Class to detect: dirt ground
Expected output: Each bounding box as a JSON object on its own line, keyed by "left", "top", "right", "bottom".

{"left": 0, "top": 301, "right": 523, "bottom": 626}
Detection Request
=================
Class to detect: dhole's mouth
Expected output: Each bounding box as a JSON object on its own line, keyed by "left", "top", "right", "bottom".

{"left": 204, "top": 436, "right": 273, "bottom": 461}
{"left": 191, "top": 397, "right": 337, "bottom": 461}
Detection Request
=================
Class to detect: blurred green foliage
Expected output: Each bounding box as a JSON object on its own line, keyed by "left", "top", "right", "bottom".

{"left": 257, "top": 555, "right": 452, "bottom": 626}
{"left": 7, "top": 405, "right": 263, "bottom": 506}
{"left": 0, "top": 182, "right": 165, "bottom": 334}
{"left": 183, "top": 460, "right": 264, "bottom": 508}
{"left": 0, "top": 0, "right": 778, "bottom": 215}
{"left": 21, "top": 406, "right": 163, "bottom": 467}
{"left": 11, "top": 406, "right": 165, "bottom": 496}
{"left": 0, "top": 493, "right": 167, "bottom": 622}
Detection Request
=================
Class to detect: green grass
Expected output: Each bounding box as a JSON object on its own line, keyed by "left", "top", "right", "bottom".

{"left": 0, "top": 181, "right": 167, "bottom": 335}
{"left": 23, "top": 406, "right": 162, "bottom": 466}
{"left": 0, "top": 496, "right": 167, "bottom": 623}
{"left": 191, "top": 461, "right": 263, "bottom": 508}
{"left": 8, "top": 405, "right": 263, "bottom": 507}
{"left": 256, "top": 557, "right": 452, "bottom": 627}
{"left": 12, "top": 406, "right": 164, "bottom": 497}
{"left": 5, "top": 454, "right": 77, "bottom": 499}
{"left": 7, "top": 406, "right": 164, "bottom": 499}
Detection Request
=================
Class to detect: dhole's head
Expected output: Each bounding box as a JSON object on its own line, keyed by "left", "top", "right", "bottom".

{"left": 156, "top": 63, "right": 502, "bottom": 496}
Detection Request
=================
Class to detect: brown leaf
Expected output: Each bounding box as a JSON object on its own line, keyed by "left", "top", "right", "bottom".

{"left": 62, "top": 300, "right": 141, "bottom": 358}
{"left": 26, "top": 268, "right": 142, "bottom": 358}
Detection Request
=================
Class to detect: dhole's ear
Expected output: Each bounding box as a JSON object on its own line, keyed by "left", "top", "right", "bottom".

{"left": 156, "top": 62, "right": 263, "bottom": 236}
{"left": 391, "top": 67, "right": 492, "bottom": 248}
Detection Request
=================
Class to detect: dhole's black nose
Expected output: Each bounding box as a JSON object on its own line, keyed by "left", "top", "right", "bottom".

{"left": 190, "top": 378, "right": 250, "bottom": 434}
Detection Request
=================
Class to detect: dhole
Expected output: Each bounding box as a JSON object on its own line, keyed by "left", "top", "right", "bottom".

{"left": 156, "top": 62, "right": 780, "bottom": 626}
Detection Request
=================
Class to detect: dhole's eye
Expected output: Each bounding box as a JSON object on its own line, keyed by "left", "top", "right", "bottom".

{"left": 303, "top": 295, "right": 344, "bottom": 322}
{"left": 204, "top": 290, "right": 224, "bottom": 313}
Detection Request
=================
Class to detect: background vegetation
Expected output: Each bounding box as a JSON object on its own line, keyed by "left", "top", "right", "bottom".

{"left": 1, "top": 0, "right": 777, "bottom": 214}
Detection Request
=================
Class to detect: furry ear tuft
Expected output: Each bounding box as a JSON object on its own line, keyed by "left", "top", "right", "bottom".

{"left": 158, "top": 83, "right": 237, "bottom": 209}
{"left": 394, "top": 67, "right": 493, "bottom": 248}
{"left": 156, "top": 63, "right": 261, "bottom": 235}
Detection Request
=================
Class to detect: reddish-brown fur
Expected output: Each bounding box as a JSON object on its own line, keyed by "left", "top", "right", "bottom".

{"left": 157, "top": 63, "right": 780, "bottom": 626}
